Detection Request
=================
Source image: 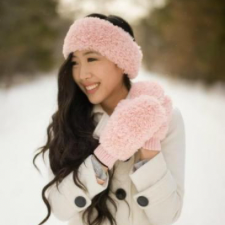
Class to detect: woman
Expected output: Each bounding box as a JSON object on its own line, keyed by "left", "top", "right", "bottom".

{"left": 33, "top": 13, "right": 186, "bottom": 225}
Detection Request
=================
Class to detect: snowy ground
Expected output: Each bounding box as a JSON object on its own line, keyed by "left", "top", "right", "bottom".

{"left": 0, "top": 68, "right": 225, "bottom": 225}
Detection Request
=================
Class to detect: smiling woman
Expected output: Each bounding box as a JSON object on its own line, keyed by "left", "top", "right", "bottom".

{"left": 71, "top": 49, "right": 128, "bottom": 113}
{"left": 33, "top": 12, "right": 185, "bottom": 225}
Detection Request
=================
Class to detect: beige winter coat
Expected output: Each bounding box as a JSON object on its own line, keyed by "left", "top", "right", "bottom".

{"left": 45, "top": 103, "right": 186, "bottom": 225}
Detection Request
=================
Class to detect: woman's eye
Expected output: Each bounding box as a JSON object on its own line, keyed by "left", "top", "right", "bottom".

{"left": 88, "top": 58, "right": 97, "bottom": 62}
{"left": 71, "top": 58, "right": 97, "bottom": 66}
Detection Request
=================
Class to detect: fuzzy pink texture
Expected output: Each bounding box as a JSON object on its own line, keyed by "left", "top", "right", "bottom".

{"left": 128, "top": 81, "right": 173, "bottom": 151}
{"left": 94, "top": 94, "right": 167, "bottom": 169}
{"left": 62, "top": 17, "right": 143, "bottom": 79}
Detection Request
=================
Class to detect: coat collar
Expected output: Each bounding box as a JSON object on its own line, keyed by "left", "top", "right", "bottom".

{"left": 91, "top": 103, "right": 106, "bottom": 116}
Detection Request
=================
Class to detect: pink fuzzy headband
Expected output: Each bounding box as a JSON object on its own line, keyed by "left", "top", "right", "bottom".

{"left": 62, "top": 17, "right": 143, "bottom": 79}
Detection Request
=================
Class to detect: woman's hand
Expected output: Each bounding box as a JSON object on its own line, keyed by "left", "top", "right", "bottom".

{"left": 96, "top": 177, "right": 106, "bottom": 185}
{"left": 139, "top": 147, "right": 160, "bottom": 160}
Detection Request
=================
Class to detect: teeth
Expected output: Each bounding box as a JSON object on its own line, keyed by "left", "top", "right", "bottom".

{"left": 85, "top": 83, "right": 99, "bottom": 90}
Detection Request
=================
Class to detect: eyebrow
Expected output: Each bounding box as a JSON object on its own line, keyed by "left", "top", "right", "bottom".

{"left": 73, "top": 51, "right": 100, "bottom": 58}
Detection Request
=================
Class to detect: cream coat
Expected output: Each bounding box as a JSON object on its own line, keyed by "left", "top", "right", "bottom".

{"left": 44, "top": 102, "right": 186, "bottom": 225}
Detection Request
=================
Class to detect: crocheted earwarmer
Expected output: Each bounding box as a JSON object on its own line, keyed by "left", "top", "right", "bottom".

{"left": 62, "top": 16, "right": 143, "bottom": 79}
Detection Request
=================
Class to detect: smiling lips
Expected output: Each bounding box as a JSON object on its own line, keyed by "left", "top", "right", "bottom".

{"left": 84, "top": 83, "right": 100, "bottom": 93}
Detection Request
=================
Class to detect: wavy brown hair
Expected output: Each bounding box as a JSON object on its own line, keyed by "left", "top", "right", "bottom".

{"left": 33, "top": 13, "right": 137, "bottom": 225}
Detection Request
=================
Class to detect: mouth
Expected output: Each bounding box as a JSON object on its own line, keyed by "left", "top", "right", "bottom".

{"left": 84, "top": 82, "right": 100, "bottom": 94}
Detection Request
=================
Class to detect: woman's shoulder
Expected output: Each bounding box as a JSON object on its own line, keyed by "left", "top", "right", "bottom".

{"left": 162, "top": 105, "right": 186, "bottom": 149}
{"left": 169, "top": 106, "right": 185, "bottom": 131}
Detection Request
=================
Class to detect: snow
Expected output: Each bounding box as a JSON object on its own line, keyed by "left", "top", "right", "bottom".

{"left": 0, "top": 68, "right": 224, "bottom": 225}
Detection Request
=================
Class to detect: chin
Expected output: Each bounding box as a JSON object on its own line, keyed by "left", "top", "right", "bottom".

{"left": 87, "top": 90, "right": 107, "bottom": 105}
{"left": 88, "top": 97, "right": 103, "bottom": 105}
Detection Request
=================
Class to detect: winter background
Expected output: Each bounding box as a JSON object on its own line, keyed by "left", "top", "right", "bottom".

{"left": 1, "top": 0, "right": 225, "bottom": 224}
{"left": 1, "top": 68, "right": 225, "bottom": 225}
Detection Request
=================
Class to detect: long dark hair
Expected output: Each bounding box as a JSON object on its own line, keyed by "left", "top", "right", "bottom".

{"left": 33, "top": 13, "right": 137, "bottom": 225}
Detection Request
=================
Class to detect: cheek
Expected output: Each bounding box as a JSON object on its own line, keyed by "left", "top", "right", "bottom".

{"left": 72, "top": 71, "right": 77, "bottom": 81}
{"left": 72, "top": 71, "right": 83, "bottom": 88}
{"left": 100, "top": 77, "right": 120, "bottom": 96}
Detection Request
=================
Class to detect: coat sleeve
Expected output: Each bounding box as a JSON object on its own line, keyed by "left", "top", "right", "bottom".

{"left": 44, "top": 153, "right": 109, "bottom": 222}
{"left": 133, "top": 159, "right": 150, "bottom": 172}
{"left": 129, "top": 106, "right": 186, "bottom": 225}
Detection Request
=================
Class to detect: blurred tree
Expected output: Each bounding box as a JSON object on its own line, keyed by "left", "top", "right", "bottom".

{"left": 0, "top": 0, "right": 71, "bottom": 87}
{"left": 137, "top": 0, "right": 225, "bottom": 86}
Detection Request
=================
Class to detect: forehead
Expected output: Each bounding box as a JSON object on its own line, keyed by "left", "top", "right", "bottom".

{"left": 72, "top": 50, "right": 101, "bottom": 58}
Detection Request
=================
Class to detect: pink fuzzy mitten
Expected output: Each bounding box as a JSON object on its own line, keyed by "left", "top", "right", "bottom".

{"left": 128, "top": 81, "right": 173, "bottom": 151}
{"left": 93, "top": 95, "right": 167, "bottom": 169}
{"left": 142, "top": 95, "right": 173, "bottom": 150}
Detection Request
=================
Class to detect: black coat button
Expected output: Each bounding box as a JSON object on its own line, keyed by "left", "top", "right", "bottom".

{"left": 74, "top": 196, "right": 86, "bottom": 207}
{"left": 137, "top": 196, "right": 149, "bottom": 206}
{"left": 115, "top": 188, "right": 126, "bottom": 200}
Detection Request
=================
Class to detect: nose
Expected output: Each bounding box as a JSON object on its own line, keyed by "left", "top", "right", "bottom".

{"left": 79, "top": 64, "right": 91, "bottom": 81}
